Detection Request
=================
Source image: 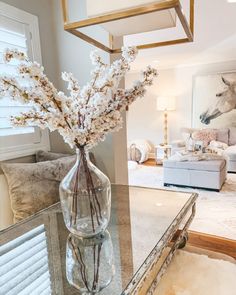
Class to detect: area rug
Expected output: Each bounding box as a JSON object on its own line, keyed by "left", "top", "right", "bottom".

{"left": 154, "top": 250, "right": 236, "bottom": 295}
{"left": 128, "top": 165, "right": 236, "bottom": 240}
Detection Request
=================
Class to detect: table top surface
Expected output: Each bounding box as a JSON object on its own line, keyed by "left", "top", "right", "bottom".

{"left": 0, "top": 185, "right": 197, "bottom": 295}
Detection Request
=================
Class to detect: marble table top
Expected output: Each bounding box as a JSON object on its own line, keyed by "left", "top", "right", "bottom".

{"left": 0, "top": 185, "right": 197, "bottom": 294}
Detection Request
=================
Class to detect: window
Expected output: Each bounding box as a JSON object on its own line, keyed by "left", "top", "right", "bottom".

{"left": 0, "top": 3, "right": 50, "bottom": 160}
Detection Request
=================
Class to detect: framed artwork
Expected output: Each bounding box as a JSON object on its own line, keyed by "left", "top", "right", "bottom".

{"left": 192, "top": 71, "right": 236, "bottom": 128}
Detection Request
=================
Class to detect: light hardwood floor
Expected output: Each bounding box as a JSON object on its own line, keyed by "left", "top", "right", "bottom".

{"left": 142, "top": 159, "right": 157, "bottom": 166}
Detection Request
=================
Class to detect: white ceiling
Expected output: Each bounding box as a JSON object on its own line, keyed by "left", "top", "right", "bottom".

{"left": 125, "top": 0, "right": 236, "bottom": 72}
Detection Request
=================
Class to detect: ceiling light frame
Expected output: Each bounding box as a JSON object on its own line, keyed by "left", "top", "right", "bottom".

{"left": 61, "top": 0, "right": 194, "bottom": 54}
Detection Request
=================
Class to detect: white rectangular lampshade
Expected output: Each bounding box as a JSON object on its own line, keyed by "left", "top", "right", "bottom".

{"left": 86, "top": 0, "right": 176, "bottom": 36}
{"left": 157, "top": 96, "right": 176, "bottom": 111}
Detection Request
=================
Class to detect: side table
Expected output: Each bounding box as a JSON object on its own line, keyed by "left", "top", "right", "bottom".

{"left": 155, "top": 144, "right": 172, "bottom": 164}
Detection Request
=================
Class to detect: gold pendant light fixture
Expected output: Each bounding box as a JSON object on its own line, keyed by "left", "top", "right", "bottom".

{"left": 61, "top": 0, "right": 194, "bottom": 53}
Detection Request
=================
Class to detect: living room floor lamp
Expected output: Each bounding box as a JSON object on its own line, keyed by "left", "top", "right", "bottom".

{"left": 61, "top": 0, "right": 194, "bottom": 53}
{"left": 157, "top": 96, "right": 176, "bottom": 145}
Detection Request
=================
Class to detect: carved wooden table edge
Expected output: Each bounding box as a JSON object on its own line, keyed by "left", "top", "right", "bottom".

{"left": 121, "top": 192, "right": 198, "bottom": 295}
{"left": 187, "top": 230, "right": 236, "bottom": 260}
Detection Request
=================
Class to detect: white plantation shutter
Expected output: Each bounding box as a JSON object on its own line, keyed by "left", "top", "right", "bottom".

{"left": 0, "top": 225, "right": 52, "bottom": 295}
{"left": 0, "top": 3, "right": 50, "bottom": 160}
{"left": 0, "top": 14, "right": 37, "bottom": 137}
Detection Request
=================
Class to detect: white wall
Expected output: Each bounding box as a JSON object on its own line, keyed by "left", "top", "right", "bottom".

{"left": 126, "top": 60, "right": 236, "bottom": 155}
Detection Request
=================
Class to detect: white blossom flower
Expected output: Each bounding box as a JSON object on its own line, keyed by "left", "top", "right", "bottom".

{"left": 3, "top": 48, "right": 27, "bottom": 63}
{"left": 121, "top": 46, "right": 138, "bottom": 63}
{"left": 90, "top": 50, "right": 100, "bottom": 65}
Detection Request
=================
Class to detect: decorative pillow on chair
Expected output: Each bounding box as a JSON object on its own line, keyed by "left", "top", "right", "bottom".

{"left": 1, "top": 156, "right": 76, "bottom": 223}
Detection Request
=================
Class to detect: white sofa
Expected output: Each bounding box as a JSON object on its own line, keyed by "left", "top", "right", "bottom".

{"left": 224, "top": 145, "right": 236, "bottom": 172}
{"left": 0, "top": 174, "right": 13, "bottom": 230}
{"left": 218, "top": 127, "right": 236, "bottom": 172}
{"left": 172, "top": 127, "right": 236, "bottom": 173}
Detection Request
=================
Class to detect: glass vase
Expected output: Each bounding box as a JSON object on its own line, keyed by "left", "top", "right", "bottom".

{"left": 66, "top": 231, "right": 115, "bottom": 294}
{"left": 59, "top": 147, "right": 111, "bottom": 237}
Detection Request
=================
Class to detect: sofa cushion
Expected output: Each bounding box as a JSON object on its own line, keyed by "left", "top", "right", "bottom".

{"left": 224, "top": 146, "right": 236, "bottom": 161}
{"left": 214, "top": 128, "right": 229, "bottom": 145}
{"left": 229, "top": 127, "right": 236, "bottom": 146}
{"left": 163, "top": 159, "right": 226, "bottom": 172}
{"left": 1, "top": 156, "right": 75, "bottom": 223}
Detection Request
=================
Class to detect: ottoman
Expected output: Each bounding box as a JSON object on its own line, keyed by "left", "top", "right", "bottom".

{"left": 163, "top": 159, "right": 227, "bottom": 191}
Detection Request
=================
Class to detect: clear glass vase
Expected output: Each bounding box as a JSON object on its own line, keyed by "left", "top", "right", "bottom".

{"left": 59, "top": 147, "right": 111, "bottom": 237}
{"left": 66, "top": 231, "right": 115, "bottom": 294}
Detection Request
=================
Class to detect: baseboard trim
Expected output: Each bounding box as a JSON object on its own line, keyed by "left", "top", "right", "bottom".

{"left": 164, "top": 183, "right": 220, "bottom": 192}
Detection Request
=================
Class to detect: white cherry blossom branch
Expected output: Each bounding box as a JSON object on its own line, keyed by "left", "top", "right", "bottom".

{"left": 0, "top": 47, "right": 158, "bottom": 149}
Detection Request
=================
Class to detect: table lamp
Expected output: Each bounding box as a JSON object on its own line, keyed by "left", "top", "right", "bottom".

{"left": 157, "top": 96, "right": 176, "bottom": 145}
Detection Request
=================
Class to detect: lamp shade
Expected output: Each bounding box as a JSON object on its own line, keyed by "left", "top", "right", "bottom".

{"left": 87, "top": 0, "right": 176, "bottom": 36}
{"left": 157, "top": 96, "right": 176, "bottom": 111}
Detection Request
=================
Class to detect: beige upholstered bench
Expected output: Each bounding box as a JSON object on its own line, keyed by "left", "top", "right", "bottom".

{"left": 163, "top": 159, "right": 227, "bottom": 192}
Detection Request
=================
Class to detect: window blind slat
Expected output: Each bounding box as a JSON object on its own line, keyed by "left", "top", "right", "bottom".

{"left": 0, "top": 232, "right": 47, "bottom": 266}
{"left": 0, "top": 15, "right": 25, "bottom": 35}
{"left": 37, "top": 285, "right": 52, "bottom": 295}
{"left": 0, "top": 30, "right": 26, "bottom": 48}
{"left": 0, "top": 120, "right": 33, "bottom": 133}
{"left": 0, "top": 255, "right": 48, "bottom": 288}
{"left": 2, "top": 264, "right": 49, "bottom": 294}
{"left": 17, "top": 274, "right": 51, "bottom": 295}
{"left": 0, "top": 225, "right": 45, "bottom": 254}
{"left": 0, "top": 61, "right": 21, "bottom": 73}
{"left": 0, "top": 225, "right": 51, "bottom": 295}
{"left": 0, "top": 96, "right": 28, "bottom": 107}
{"left": 0, "top": 106, "right": 31, "bottom": 116}
{"left": 0, "top": 247, "right": 48, "bottom": 277}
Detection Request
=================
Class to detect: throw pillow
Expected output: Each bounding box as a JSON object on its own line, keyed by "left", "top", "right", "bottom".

{"left": 36, "top": 150, "right": 72, "bottom": 162}
{"left": 192, "top": 129, "right": 217, "bottom": 147}
{"left": 1, "top": 156, "right": 76, "bottom": 223}
{"left": 209, "top": 140, "right": 228, "bottom": 150}
{"left": 36, "top": 150, "right": 96, "bottom": 165}
{"left": 215, "top": 128, "right": 229, "bottom": 145}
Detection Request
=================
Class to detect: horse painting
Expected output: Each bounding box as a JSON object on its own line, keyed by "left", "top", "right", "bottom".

{"left": 200, "top": 77, "right": 236, "bottom": 125}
